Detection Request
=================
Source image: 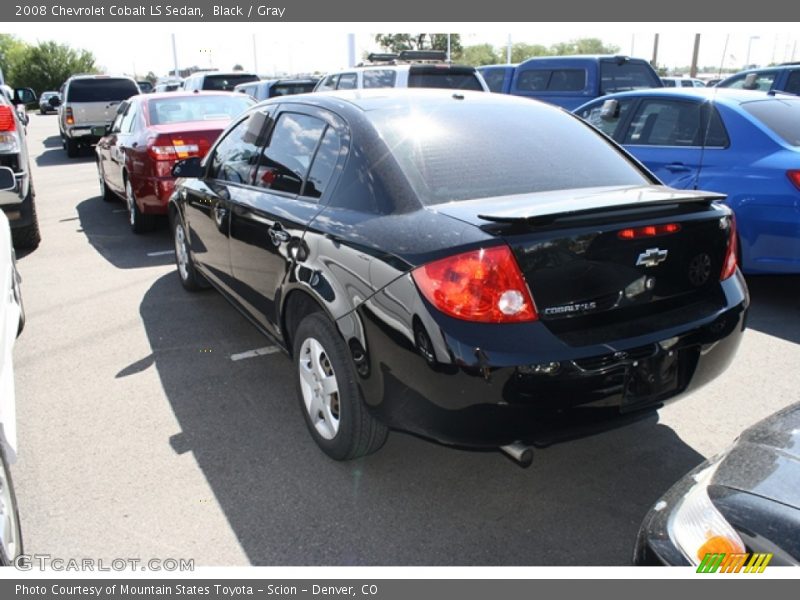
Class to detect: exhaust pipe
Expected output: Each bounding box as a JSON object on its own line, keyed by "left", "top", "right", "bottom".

{"left": 500, "top": 442, "right": 533, "bottom": 467}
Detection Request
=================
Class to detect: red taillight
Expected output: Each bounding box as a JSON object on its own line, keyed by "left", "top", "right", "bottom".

{"left": 411, "top": 245, "right": 538, "bottom": 323}
{"left": 720, "top": 215, "right": 738, "bottom": 281}
{"left": 65, "top": 107, "right": 74, "bottom": 125}
{"left": 0, "top": 106, "right": 16, "bottom": 132}
{"left": 147, "top": 134, "right": 208, "bottom": 161}
{"left": 618, "top": 223, "right": 681, "bottom": 240}
{"left": 787, "top": 170, "right": 800, "bottom": 191}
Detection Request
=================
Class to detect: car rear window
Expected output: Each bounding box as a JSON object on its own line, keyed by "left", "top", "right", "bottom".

{"left": 600, "top": 61, "right": 662, "bottom": 94}
{"left": 516, "top": 69, "right": 587, "bottom": 92}
{"left": 407, "top": 67, "right": 484, "bottom": 91}
{"left": 371, "top": 100, "right": 649, "bottom": 205}
{"left": 202, "top": 74, "right": 259, "bottom": 91}
{"left": 742, "top": 99, "right": 800, "bottom": 146}
{"left": 269, "top": 82, "right": 317, "bottom": 97}
{"left": 147, "top": 95, "right": 254, "bottom": 125}
{"left": 67, "top": 78, "right": 139, "bottom": 103}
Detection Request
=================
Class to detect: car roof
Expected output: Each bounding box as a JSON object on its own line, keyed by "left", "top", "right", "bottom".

{"left": 588, "top": 87, "right": 792, "bottom": 106}
{"left": 67, "top": 74, "right": 136, "bottom": 81}
{"left": 136, "top": 91, "right": 244, "bottom": 101}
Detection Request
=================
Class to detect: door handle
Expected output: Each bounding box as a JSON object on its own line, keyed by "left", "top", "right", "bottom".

{"left": 665, "top": 162, "right": 691, "bottom": 173}
{"left": 268, "top": 224, "right": 290, "bottom": 245}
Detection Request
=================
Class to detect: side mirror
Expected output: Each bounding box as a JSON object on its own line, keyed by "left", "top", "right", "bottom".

{"left": 172, "top": 156, "right": 203, "bottom": 178}
{"left": 0, "top": 166, "right": 15, "bottom": 191}
{"left": 13, "top": 87, "right": 36, "bottom": 105}
{"left": 600, "top": 98, "right": 620, "bottom": 121}
{"left": 743, "top": 73, "right": 759, "bottom": 90}
{"left": 49, "top": 95, "right": 62, "bottom": 108}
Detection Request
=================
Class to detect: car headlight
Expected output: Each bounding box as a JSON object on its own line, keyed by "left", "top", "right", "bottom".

{"left": 667, "top": 458, "right": 745, "bottom": 565}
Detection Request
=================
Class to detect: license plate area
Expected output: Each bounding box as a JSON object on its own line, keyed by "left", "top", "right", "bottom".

{"left": 621, "top": 348, "right": 682, "bottom": 411}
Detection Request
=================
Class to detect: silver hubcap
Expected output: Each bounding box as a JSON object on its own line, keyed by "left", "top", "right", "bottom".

{"left": 174, "top": 223, "right": 190, "bottom": 281}
{"left": 126, "top": 182, "right": 135, "bottom": 226}
{"left": 298, "top": 337, "right": 340, "bottom": 440}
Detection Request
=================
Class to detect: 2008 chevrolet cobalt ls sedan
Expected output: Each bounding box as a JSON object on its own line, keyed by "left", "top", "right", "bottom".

{"left": 168, "top": 89, "right": 748, "bottom": 461}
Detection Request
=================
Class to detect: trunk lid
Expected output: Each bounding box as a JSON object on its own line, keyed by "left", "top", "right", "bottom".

{"left": 433, "top": 185, "right": 733, "bottom": 345}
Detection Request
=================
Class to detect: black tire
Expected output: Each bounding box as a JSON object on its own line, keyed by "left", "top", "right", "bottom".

{"left": 0, "top": 448, "right": 23, "bottom": 566}
{"left": 97, "top": 161, "right": 116, "bottom": 202}
{"left": 65, "top": 138, "right": 79, "bottom": 158}
{"left": 125, "top": 179, "right": 154, "bottom": 234}
{"left": 11, "top": 191, "right": 41, "bottom": 250}
{"left": 293, "top": 312, "right": 388, "bottom": 460}
{"left": 171, "top": 212, "right": 209, "bottom": 291}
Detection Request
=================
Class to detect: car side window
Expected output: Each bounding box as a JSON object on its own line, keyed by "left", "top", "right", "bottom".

{"left": 317, "top": 74, "right": 339, "bottom": 92}
{"left": 110, "top": 102, "right": 128, "bottom": 133}
{"left": 303, "top": 127, "right": 343, "bottom": 200}
{"left": 516, "top": 70, "right": 551, "bottom": 92}
{"left": 703, "top": 107, "right": 730, "bottom": 148}
{"left": 578, "top": 98, "right": 634, "bottom": 139}
{"left": 481, "top": 69, "right": 506, "bottom": 93}
{"left": 120, "top": 103, "right": 137, "bottom": 133}
{"left": 337, "top": 73, "right": 358, "bottom": 90}
{"left": 623, "top": 100, "right": 704, "bottom": 146}
{"left": 725, "top": 71, "right": 776, "bottom": 91}
{"left": 786, "top": 70, "right": 800, "bottom": 95}
{"left": 209, "top": 111, "right": 271, "bottom": 184}
{"left": 253, "top": 112, "right": 327, "bottom": 197}
{"left": 363, "top": 69, "right": 397, "bottom": 89}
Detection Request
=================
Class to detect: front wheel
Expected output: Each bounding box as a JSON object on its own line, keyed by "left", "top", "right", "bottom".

{"left": 293, "top": 312, "right": 388, "bottom": 460}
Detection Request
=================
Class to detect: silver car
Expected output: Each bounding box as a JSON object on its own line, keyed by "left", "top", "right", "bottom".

{"left": 58, "top": 75, "right": 140, "bottom": 158}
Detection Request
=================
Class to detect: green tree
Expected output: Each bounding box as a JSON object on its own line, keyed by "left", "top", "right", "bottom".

{"left": 510, "top": 43, "right": 551, "bottom": 63}
{"left": 549, "top": 37, "right": 620, "bottom": 56}
{"left": 374, "top": 33, "right": 462, "bottom": 56}
{"left": 457, "top": 44, "right": 501, "bottom": 66}
{"left": 12, "top": 41, "right": 97, "bottom": 94}
{"left": 0, "top": 34, "right": 29, "bottom": 85}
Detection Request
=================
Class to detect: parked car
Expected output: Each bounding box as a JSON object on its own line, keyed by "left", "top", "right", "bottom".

{"left": 479, "top": 55, "right": 662, "bottom": 109}
{"left": 95, "top": 91, "right": 254, "bottom": 232}
{"left": 575, "top": 88, "right": 800, "bottom": 274}
{"left": 168, "top": 89, "right": 747, "bottom": 462}
{"left": 154, "top": 82, "right": 182, "bottom": 92}
{"left": 234, "top": 78, "right": 319, "bottom": 101}
{"left": 662, "top": 77, "right": 706, "bottom": 88}
{"left": 315, "top": 51, "right": 489, "bottom": 92}
{"left": 0, "top": 87, "right": 41, "bottom": 249}
{"left": 635, "top": 401, "right": 800, "bottom": 567}
{"left": 58, "top": 74, "right": 141, "bottom": 157}
{"left": 0, "top": 183, "right": 25, "bottom": 566}
{"left": 716, "top": 63, "right": 800, "bottom": 95}
{"left": 38, "top": 91, "right": 60, "bottom": 114}
{"left": 136, "top": 80, "right": 154, "bottom": 94}
{"left": 182, "top": 71, "right": 259, "bottom": 92}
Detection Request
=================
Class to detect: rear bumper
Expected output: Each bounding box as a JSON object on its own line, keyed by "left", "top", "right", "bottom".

{"left": 353, "top": 271, "right": 749, "bottom": 448}
{"left": 64, "top": 125, "right": 106, "bottom": 143}
{"left": 131, "top": 175, "right": 173, "bottom": 215}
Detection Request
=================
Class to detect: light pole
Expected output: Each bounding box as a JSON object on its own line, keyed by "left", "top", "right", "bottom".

{"left": 745, "top": 35, "right": 760, "bottom": 69}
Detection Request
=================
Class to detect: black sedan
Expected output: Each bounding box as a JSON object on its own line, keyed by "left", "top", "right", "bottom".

{"left": 168, "top": 89, "right": 748, "bottom": 461}
{"left": 635, "top": 402, "right": 800, "bottom": 567}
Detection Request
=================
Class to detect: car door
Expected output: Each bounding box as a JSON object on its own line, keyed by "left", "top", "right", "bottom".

{"left": 228, "top": 106, "right": 344, "bottom": 336}
{"left": 96, "top": 102, "right": 128, "bottom": 195}
{"left": 182, "top": 111, "right": 271, "bottom": 291}
{"left": 619, "top": 97, "right": 708, "bottom": 188}
{"left": 109, "top": 100, "right": 139, "bottom": 192}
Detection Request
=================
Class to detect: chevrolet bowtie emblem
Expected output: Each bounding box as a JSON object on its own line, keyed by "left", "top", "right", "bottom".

{"left": 636, "top": 248, "right": 669, "bottom": 268}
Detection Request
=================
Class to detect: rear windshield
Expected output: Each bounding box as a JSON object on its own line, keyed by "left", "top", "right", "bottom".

{"left": 67, "top": 78, "right": 139, "bottom": 103}
{"left": 147, "top": 95, "right": 254, "bottom": 125}
{"left": 371, "top": 100, "right": 649, "bottom": 205}
{"left": 516, "top": 69, "right": 587, "bottom": 92}
{"left": 408, "top": 67, "right": 484, "bottom": 91}
{"left": 202, "top": 74, "right": 259, "bottom": 91}
{"left": 600, "top": 61, "right": 661, "bottom": 94}
{"left": 269, "top": 82, "right": 317, "bottom": 97}
{"left": 742, "top": 99, "right": 800, "bottom": 146}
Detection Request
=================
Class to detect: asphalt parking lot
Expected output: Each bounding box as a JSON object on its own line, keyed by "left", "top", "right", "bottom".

{"left": 12, "top": 112, "right": 800, "bottom": 566}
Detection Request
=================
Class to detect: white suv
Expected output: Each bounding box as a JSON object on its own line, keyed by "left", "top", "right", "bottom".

{"left": 315, "top": 51, "right": 489, "bottom": 92}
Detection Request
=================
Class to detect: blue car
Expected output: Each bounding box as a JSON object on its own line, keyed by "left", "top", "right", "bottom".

{"left": 575, "top": 88, "right": 800, "bottom": 274}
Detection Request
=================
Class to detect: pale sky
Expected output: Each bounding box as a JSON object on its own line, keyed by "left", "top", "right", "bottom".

{"left": 6, "top": 23, "right": 799, "bottom": 78}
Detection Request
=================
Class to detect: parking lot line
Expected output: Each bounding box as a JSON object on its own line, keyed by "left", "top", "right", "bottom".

{"left": 230, "top": 346, "right": 281, "bottom": 361}
{"left": 146, "top": 250, "right": 175, "bottom": 257}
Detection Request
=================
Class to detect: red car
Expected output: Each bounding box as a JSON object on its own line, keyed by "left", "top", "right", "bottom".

{"left": 95, "top": 91, "right": 255, "bottom": 232}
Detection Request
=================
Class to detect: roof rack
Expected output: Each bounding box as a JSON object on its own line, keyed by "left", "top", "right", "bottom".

{"left": 360, "top": 49, "right": 449, "bottom": 66}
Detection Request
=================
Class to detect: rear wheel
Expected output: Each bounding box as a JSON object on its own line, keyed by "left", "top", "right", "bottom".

{"left": 65, "top": 138, "right": 79, "bottom": 158}
{"left": 11, "top": 188, "right": 41, "bottom": 250}
{"left": 172, "top": 213, "right": 209, "bottom": 291}
{"left": 126, "top": 179, "right": 154, "bottom": 234}
{"left": 293, "top": 312, "right": 388, "bottom": 460}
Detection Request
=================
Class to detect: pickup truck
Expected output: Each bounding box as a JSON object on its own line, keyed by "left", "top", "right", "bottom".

{"left": 479, "top": 55, "right": 663, "bottom": 110}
